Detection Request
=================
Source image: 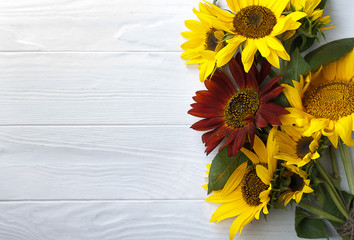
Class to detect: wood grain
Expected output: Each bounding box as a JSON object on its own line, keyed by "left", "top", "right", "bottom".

{"left": 0, "top": 52, "right": 203, "bottom": 125}
{"left": 0, "top": 201, "right": 303, "bottom": 240}
{"left": 0, "top": 0, "right": 352, "bottom": 52}
{"left": 0, "top": 126, "right": 213, "bottom": 200}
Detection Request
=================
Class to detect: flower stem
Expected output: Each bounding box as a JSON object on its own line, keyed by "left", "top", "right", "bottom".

{"left": 213, "top": 0, "right": 217, "bottom": 5}
{"left": 329, "top": 145, "right": 339, "bottom": 181}
{"left": 300, "top": 202, "right": 345, "bottom": 224}
{"left": 316, "top": 162, "right": 349, "bottom": 219}
{"left": 338, "top": 139, "right": 354, "bottom": 194}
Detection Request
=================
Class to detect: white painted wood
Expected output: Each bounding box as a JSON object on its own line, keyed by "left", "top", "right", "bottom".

{"left": 0, "top": 126, "right": 211, "bottom": 200}
{"left": 0, "top": 0, "right": 351, "bottom": 52}
{"left": 0, "top": 0, "right": 352, "bottom": 239}
{"left": 0, "top": 52, "right": 202, "bottom": 125}
{"left": 0, "top": 201, "right": 303, "bottom": 240}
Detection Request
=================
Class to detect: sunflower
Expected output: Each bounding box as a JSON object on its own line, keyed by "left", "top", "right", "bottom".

{"left": 188, "top": 54, "right": 289, "bottom": 156}
{"left": 279, "top": 165, "right": 313, "bottom": 205}
{"left": 281, "top": 49, "right": 354, "bottom": 148}
{"left": 206, "top": 132, "right": 278, "bottom": 238}
{"left": 273, "top": 125, "right": 321, "bottom": 167}
{"left": 201, "top": 0, "right": 306, "bottom": 72}
{"left": 287, "top": 0, "right": 333, "bottom": 31}
{"left": 181, "top": 3, "right": 225, "bottom": 82}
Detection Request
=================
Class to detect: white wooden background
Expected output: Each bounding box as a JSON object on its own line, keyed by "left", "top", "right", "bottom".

{"left": 0, "top": 0, "right": 353, "bottom": 239}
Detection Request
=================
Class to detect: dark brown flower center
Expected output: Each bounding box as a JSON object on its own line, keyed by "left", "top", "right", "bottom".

{"left": 302, "top": 82, "right": 354, "bottom": 120}
{"left": 233, "top": 6, "right": 277, "bottom": 38}
{"left": 296, "top": 136, "right": 313, "bottom": 158}
{"left": 205, "top": 29, "right": 219, "bottom": 51}
{"left": 288, "top": 173, "right": 304, "bottom": 192}
{"left": 241, "top": 165, "right": 269, "bottom": 206}
{"left": 224, "top": 88, "right": 260, "bottom": 128}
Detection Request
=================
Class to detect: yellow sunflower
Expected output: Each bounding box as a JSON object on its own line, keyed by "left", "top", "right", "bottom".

{"left": 281, "top": 49, "right": 354, "bottom": 148}
{"left": 288, "top": 0, "right": 333, "bottom": 31}
{"left": 202, "top": 0, "right": 306, "bottom": 72}
{"left": 181, "top": 3, "right": 225, "bottom": 81}
{"left": 206, "top": 131, "right": 278, "bottom": 238}
{"left": 274, "top": 125, "right": 321, "bottom": 167}
{"left": 279, "top": 165, "right": 313, "bottom": 205}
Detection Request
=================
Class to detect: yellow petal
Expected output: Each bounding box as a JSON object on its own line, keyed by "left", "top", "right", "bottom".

{"left": 222, "top": 162, "right": 248, "bottom": 196}
{"left": 256, "top": 165, "right": 271, "bottom": 184}
{"left": 266, "top": 50, "right": 280, "bottom": 69}
{"left": 241, "top": 147, "right": 260, "bottom": 164}
{"left": 265, "top": 36, "right": 286, "bottom": 51}
{"left": 253, "top": 135, "right": 268, "bottom": 164}
{"left": 242, "top": 39, "right": 257, "bottom": 72}
{"left": 216, "top": 36, "right": 246, "bottom": 67}
{"left": 255, "top": 38, "right": 270, "bottom": 57}
{"left": 303, "top": 118, "right": 330, "bottom": 136}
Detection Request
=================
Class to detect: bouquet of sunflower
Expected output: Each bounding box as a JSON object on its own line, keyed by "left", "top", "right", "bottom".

{"left": 181, "top": 0, "right": 354, "bottom": 239}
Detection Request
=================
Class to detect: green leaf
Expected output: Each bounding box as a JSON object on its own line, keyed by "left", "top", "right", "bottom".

{"left": 291, "top": 35, "right": 316, "bottom": 53}
{"left": 207, "top": 148, "right": 248, "bottom": 194}
{"left": 282, "top": 48, "right": 311, "bottom": 86}
{"left": 295, "top": 207, "right": 329, "bottom": 239}
{"left": 305, "top": 38, "right": 354, "bottom": 71}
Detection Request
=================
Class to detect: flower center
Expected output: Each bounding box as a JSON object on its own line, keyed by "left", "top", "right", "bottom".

{"left": 288, "top": 173, "right": 304, "bottom": 192}
{"left": 296, "top": 136, "right": 313, "bottom": 158}
{"left": 241, "top": 165, "right": 269, "bottom": 206}
{"left": 302, "top": 82, "right": 354, "bottom": 120}
{"left": 205, "top": 29, "right": 219, "bottom": 51}
{"left": 224, "top": 88, "right": 260, "bottom": 128}
{"left": 233, "top": 6, "right": 277, "bottom": 38}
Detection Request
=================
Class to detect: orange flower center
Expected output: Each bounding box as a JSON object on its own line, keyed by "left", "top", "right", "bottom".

{"left": 224, "top": 88, "right": 260, "bottom": 128}
{"left": 233, "top": 6, "right": 277, "bottom": 38}
{"left": 302, "top": 81, "right": 353, "bottom": 120}
{"left": 241, "top": 165, "right": 269, "bottom": 206}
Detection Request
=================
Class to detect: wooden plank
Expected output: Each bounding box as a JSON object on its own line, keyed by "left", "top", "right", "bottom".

{"left": 0, "top": 201, "right": 303, "bottom": 240}
{"left": 0, "top": 52, "right": 203, "bottom": 125}
{"left": 0, "top": 0, "right": 352, "bottom": 52}
{"left": 0, "top": 126, "right": 213, "bottom": 200}
{"left": 0, "top": 0, "right": 200, "bottom": 52}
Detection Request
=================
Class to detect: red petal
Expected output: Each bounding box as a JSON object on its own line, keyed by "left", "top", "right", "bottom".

{"left": 255, "top": 112, "right": 268, "bottom": 128}
{"left": 230, "top": 54, "right": 246, "bottom": 89}
{"left": 260, "top": 59, "right": 271, "bottom": 84}
{"left": 188, "top": 108, "right": 224, "bottom": 118}
{"left": 203, "top": 125, "right": 231, "bottom": 144}
{"left": 190, "top": 102, "right": 223, "bottom": 111}
{"left": 194, "top": 91, "right": 228, "bottom": 105}
{"left": 246, "top": 61, "right": 259, "bottom": 89}
{"left": 191, "top": 117, "right": 224, "bottom": 131}
{"left": 260, "top": 85, "right": 284, "bottom": 103}
{"left": 229, "top": 128, "right": 247, "bottom": 156}
{"left": 213, "top": 70, "right": 236, "bottom": 94}
{"left": 257, "top": 103, "right": 289, "bottom": 126}
{"left": 259, "top": 75, "right": 283, "bottom": 97}
{"left": 242, "top": 113, "right": 255, "bottom": 124}
{"left": 205, "top": 137, "right": 224, "bottom": 155}
{"left": 246, "top": 122, "right": 256, "bottom": 148}
{"left": 219, "top": 129, "right": 238, "bottom": 152}
{"left": 261, "top": 103, "right": 290, "bottom": 115}
{"left": 204, "top": 126, "right": 232, "bottom": 155}
{"left": 205, "top": 78, "right": 233, "bottom": 100}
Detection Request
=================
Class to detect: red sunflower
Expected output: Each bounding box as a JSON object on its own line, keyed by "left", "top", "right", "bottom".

{"left": 188, "top": 54, "right": 289, "bottom": 156}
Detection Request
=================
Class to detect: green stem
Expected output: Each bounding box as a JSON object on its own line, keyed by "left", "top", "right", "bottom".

{"left": 338, "top": 139, "right": 354, "bottom": 194}
{"left": 213, "top": 0, "right": 217, "bottom": 5}
{"left": 316, "top": 162, "right": 349, "bottom": 219}
{"left": 329, "top": 146, "right": 339, "bottom": 180}
{"left": 300, "top": 202, "right": 345, "bottom": 224}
